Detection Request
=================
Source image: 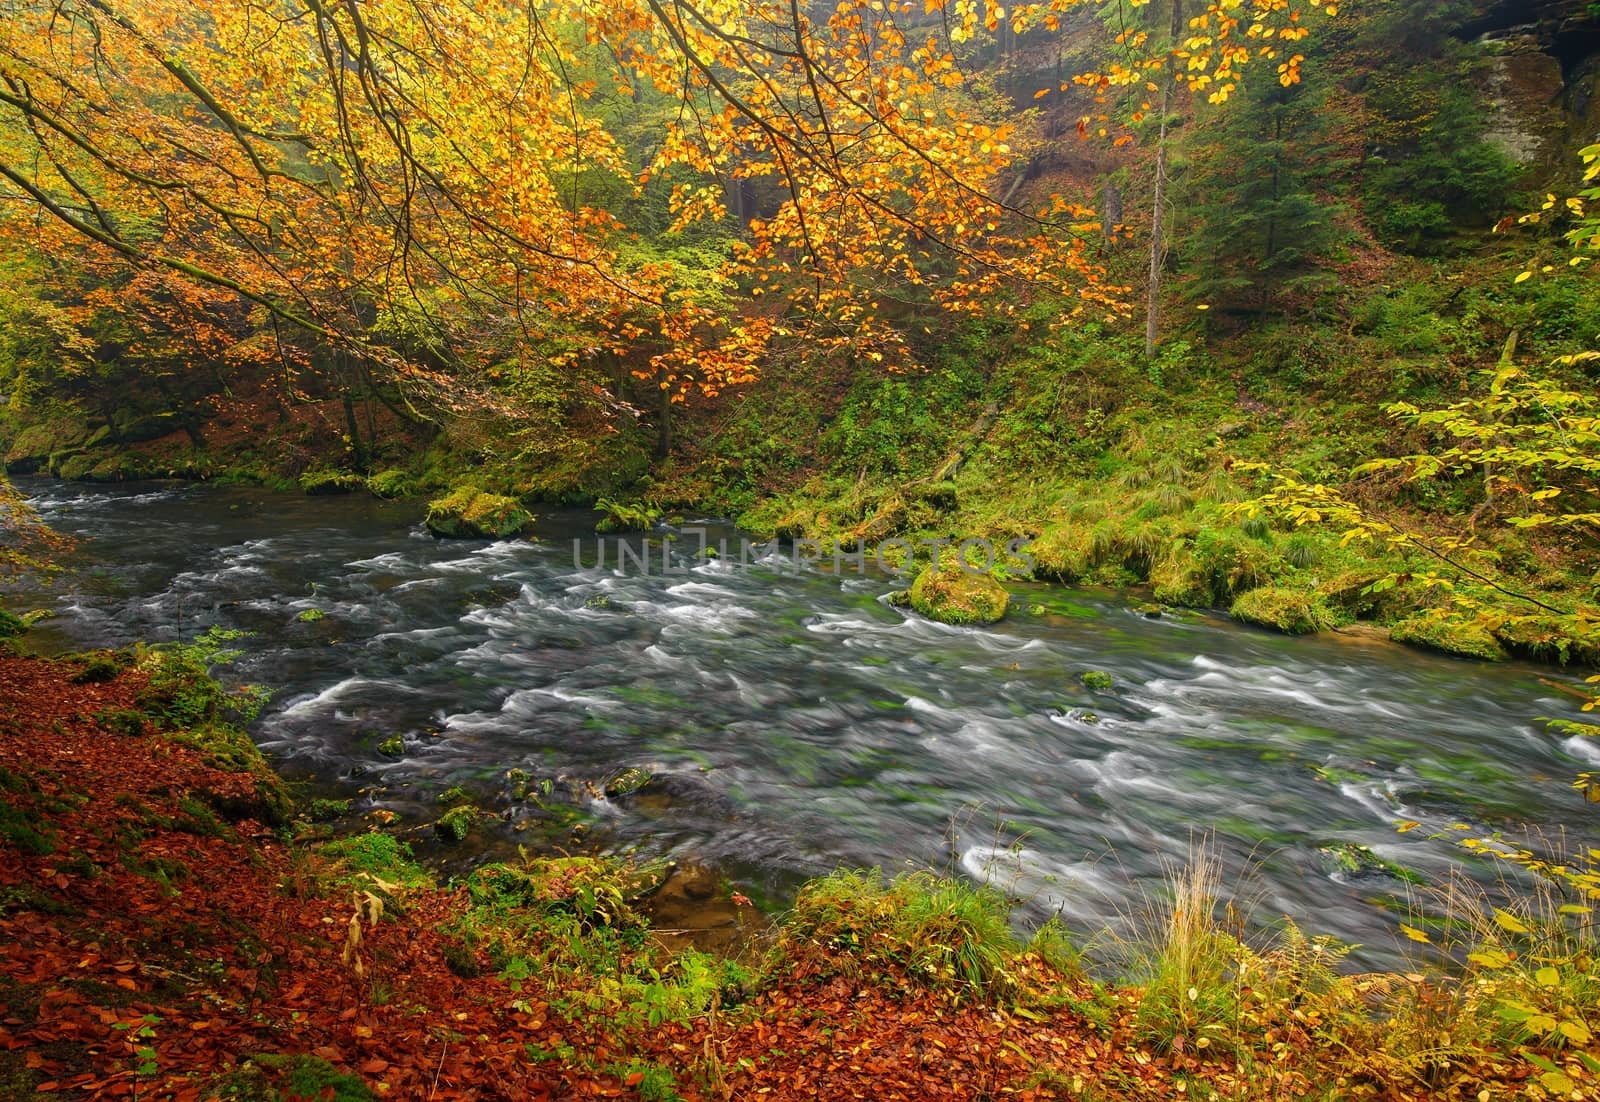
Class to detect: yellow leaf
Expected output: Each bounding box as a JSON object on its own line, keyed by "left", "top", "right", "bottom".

{"left": 1400, "top": 924, "right": 1431, "bottom": 944}
{"left": 1558, "top": 1019, "right": 1592, "bottom": 1045}
{"left": 1514, "top": 271, "right": 1533, "bottom": 283}
{"left": 1396, "top": 820, "right": 1420, "bottom": 833}
{"left": 1493, "top": 909, "right": 1530, "bottom": 934}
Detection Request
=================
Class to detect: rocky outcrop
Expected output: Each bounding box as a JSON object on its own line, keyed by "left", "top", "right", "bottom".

{"left": 1462, "top": 1, "right": 1600, "bottom": 174}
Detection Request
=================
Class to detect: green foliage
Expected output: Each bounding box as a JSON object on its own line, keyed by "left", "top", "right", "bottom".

{"left": 317, "top": 832, "right": 430, "bottom": 888}
{"left": 1389, "top": 613, "right": 1508, "bottom": 661}
{"left": 1178, "top": 70, "right": 1347, "bottom": 312}
{"left": 134, "top": 628, "right": 270, "bottom": 729}
{"left": 424, "top": 487, "right": 533, "bottom": 540}
{"left": 594, "top": 497, "right": 662, "bottom": 533}
{"left": 1080, "top": 670, "right": 1115, "bottom": 691}
{"left": 1230, "top": 586, "right": 1341, "bottom": 635}
{"left": 779, "top": 869, "right": 1019, "bottom": 1002}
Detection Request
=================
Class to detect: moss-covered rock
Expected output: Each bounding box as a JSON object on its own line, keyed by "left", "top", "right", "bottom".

{"left": 1490, "top": 616, "right": 1600, "bottom": 667}
{"left": 365, "top": 468, "right": 417, "bottom": 498}
{"left": 908, "top": 566, "right": 1008, "bottom": 625}
{"left": 377, "top": 735, "right": 405, "bottom": 756}
{"left": 0, "top": 610, "right": 25, "bottom": 639}
{"left": 4, "top": 408, "right": 91, "bottom": 473}
{"left": 1390, "top": 614, "right": 1507, "bottom": 662}
{"left": 164, "top": 721, "right": 294, "bottom": 826}
{"left": 434, "top": 804, "right": 479, "bottom": 843}
{"left": 1080, "top": 670, "right": 1114, "bottom": 691}
{"left": 55, "top": 452, "right": 96, "bottom": 481}
{"left": 424, "top": 487, "right": 534, "bottom": 539}
{"left": 299, "top": 469, "right": 365, "bottom": 496}
{"left": 1230, "top": 586, "right": 1340, "bottom": 635}
{"left": 1150, "top": 545, "right": 1210, "bottom": 606}
{"left": 1028, "top": 524, "right": 1092, "bottom": 583}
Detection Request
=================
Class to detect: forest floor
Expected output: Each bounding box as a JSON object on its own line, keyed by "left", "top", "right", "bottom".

{"left": 0, "top": 651, "right": 1592, "bottom": 1101}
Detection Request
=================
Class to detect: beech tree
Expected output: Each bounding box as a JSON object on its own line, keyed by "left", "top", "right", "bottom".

{"left": 0, "top": 0, "right": 1330, "bottom": 434}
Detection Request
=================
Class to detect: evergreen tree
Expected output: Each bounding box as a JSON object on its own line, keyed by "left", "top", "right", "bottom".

{"left": 1174, "top": 72, "right": 1347, "bottom": 316}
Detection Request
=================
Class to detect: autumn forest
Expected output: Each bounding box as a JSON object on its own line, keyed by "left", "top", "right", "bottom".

{"left": 3, "top": 0, "right": 1600, "bottom": 1098}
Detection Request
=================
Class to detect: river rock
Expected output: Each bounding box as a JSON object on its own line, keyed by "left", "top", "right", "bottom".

{"left": 424, "top": 487, "right": 534, "bottom": 539}
{"left": 908, "top": 565, "right": 1008, "bottom": 625}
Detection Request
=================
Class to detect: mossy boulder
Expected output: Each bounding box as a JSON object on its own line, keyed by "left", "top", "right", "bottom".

{"left": 1390, "top": 615, "right": 1507, "bottom": 662}
{"left": 1028, "top": 524, "right": 1092, "bottom": 583}
{"left": 424, "top": 487, "right": 534, "bottom": 539}
{"left": 165, "top": 721, "right": 294, "bottom": 826}
{"left": 908, "top": 566, "right": 1008, "bottom": 625}
{"left": 1150, "top": 545, "right": 1210, "bottom": 606}
{"left": 1230, "top": 586, "right": 1340, "bottom": 635}
{"left": 55, "top": 452, "right": 97, "bottom": 481}
{"left": 1080, "top": 670, "right": 1114, "bottom": 691}
{"left": 433, "top": 804, "right": 479, "bottom": 843}
{"left": 365, "top": 469, "right": 416, "bottom": 499}
{"left": 300, "top": 469, "right": 365, "bottom": 496}
{"left": 1490, "top": 616, "right": 1600, "bottom": 667}
{"left": 4, "top": 410, "right": 91, "bottom": 473}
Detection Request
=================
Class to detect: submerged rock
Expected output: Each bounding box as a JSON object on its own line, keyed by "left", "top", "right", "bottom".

{"left": 424, "top": 487, "right": 534, "bottom": 539}
{"left": 908, "top": 566, "right": 1008, "bottom": 625}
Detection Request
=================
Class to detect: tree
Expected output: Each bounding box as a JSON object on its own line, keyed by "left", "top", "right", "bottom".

{"left": 1175, "top": 62, "right": 1346, "bottom": 315}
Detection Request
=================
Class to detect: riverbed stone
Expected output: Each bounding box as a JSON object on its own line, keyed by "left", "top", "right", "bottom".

{"left": 908, "top": 565, "right": 1008, "bottom": 625}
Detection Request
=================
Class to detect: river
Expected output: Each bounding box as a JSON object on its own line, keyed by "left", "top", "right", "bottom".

{"left": 12, "top": 478, "right": 1598, "bottom": 969}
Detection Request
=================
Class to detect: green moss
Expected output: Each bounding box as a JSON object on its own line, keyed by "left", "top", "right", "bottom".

{"left": 365, "top": 468, "right": 417, "bottom": 498}
{"left": 377, "top": 735, "right": 404, "bottom": 756}
{"left": 1150, "top": 545, "right": 1210, "bottom": 606}
{"left": 1490, "top": 617, "right": 1600, "bottom": 667}
{"left": 317, "top": 832, "right": 430, "bottom": 889}
{"left": 1080, "top": 670, "right": 1115, "bottom": 691}
{"left": 217, "top": 1053, "right": 377, "bottom": 1101}
{"left": 299, "top": 469, "right": 365, "bottom": 495}
{"left": 1230, "top": 586, "right": 1340, "bottom": 635}
{"left": 1028, "top": 524, "right": 1092, "bottom": 582}
{"left": 436, "top": 785, "right": 473, "bottom": 809}
{"left": 306, "top": 798, "right": 353, "bottom": 822}
{"left": 0, "top": 795, "right": 56, "bottom": 855}
{"left": 0, "top": 610, "right": 25, "bottom": 639}
{"left": 1390, "top": 614, "right": 1507, "bottom": 662}
{"left": 908, "top": 566, "right": 1008, "bottom": 625}
{"left": 162, "top": 722, "right": 293, "bottom": 825}
{"left": 434, "top": 804, "right": 478, "bottom": 843}
{"left": 294, "top": 608, "right": 326, "bottom": 623}
{"left": 424, "top": 487, "right": 534, "bottom": 540}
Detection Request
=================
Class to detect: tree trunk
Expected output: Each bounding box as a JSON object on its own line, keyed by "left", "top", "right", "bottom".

{"left": 1145, "top": 90, "right": 1170, "bottom": 360}
{"left": 1145, "top": 0, "right": 1184, "bottom": 361}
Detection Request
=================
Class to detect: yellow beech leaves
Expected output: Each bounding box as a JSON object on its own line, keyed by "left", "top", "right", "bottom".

{"left": 0, "top": 0, "right": 1325, "bottom": 411}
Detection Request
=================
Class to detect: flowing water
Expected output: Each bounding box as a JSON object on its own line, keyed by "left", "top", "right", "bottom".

{"left": 13, "top": 478, "right": 1600, "bottom": 968}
